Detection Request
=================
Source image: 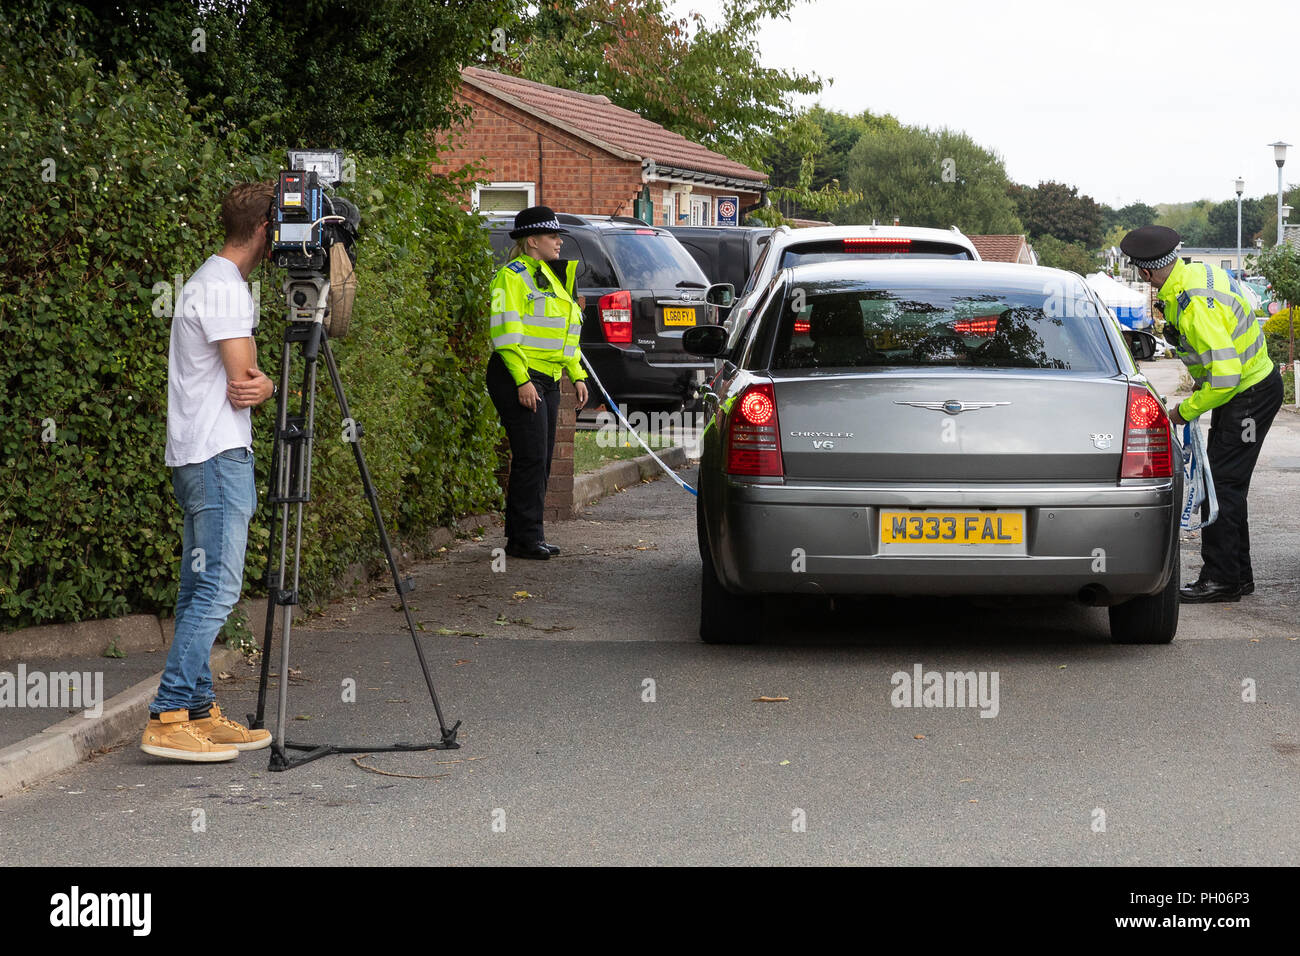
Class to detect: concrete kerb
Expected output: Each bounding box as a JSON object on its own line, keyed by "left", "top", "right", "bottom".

{"left": 572, "top": 446, "right": 689, "bottom": 512}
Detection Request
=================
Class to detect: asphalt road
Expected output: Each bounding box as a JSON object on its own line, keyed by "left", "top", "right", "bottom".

{"left": 3, "top": 359, "right": 1297, "bottom": 865}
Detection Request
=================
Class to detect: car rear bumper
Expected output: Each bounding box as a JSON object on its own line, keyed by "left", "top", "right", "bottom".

{"left": 710, "top": 478, "right": 1178, "bottom": 601}
{"left": 584, "top": 342, "right": 712, "bottom": 407}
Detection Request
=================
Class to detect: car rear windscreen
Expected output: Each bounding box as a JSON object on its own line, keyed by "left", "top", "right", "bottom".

{"left": 769, "top": 285, "right": 1116, "bottom": 371}
{"left": 604, "top": 232, "right": 710, "bottom": 289}
{"left": 780, "top": 239, "right": 974, "bottom": 268}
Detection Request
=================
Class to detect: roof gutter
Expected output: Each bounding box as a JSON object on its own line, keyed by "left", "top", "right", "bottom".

{"left": 641, "top": 159, "right": 768, "bottom": 195}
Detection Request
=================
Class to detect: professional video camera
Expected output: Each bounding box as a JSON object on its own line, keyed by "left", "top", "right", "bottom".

{"left": 268, "top": 148, "right": 359, "bottom": 337}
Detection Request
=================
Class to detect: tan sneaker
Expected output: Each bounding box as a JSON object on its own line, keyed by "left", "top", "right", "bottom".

{"left": 141, "top": 709, "right": 239, "bottom": 762}
{"left": 190, "top": 703, "right": 273, "bottom": 752}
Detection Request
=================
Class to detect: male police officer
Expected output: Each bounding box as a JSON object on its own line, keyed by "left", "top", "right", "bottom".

{"left": 1121, "top": 225, "right": 1284, "bottom": 603}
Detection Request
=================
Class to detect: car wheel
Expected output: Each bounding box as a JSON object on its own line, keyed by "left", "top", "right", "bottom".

{"left": 1108, "top": 558, "right": 1179, "bottom": 645}
{"left": 698, "top": 504, "right": 761, "bottom": 644}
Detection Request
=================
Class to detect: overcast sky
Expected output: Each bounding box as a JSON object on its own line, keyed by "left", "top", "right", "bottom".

{"left": 670, "top": 0, "right": 1299, "bottom": 208}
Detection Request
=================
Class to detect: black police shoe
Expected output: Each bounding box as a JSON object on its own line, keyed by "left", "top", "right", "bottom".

{"left": 1179, "top": 579, "right": 1242, "bottom": 603}
{"left": 1240, "top": 579, "right": 1254, "bottom": 596}
{"left": 505, "top": 541, "right": 551, "bottom": 560}
{"left": 541, "top": 542, "right": 561, "bottom": 556}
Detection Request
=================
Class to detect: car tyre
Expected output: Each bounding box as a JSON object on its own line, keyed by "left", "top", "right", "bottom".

{"left": 1108, "top": 559, "right": 1179, "bottom": 645}
{"left": 698, "top": 502, "right": 761, "bottom": 644}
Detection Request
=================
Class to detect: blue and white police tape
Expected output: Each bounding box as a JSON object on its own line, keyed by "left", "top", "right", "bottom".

{"left": 1180, "top": 420, "right": 1217, "bottom": 530}
{"left": 579, "top": 354, "right": 697, "bottom": 496}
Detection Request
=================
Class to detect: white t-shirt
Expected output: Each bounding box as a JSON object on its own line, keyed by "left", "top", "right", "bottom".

{"left": 165, "top": 255, "right": 258, "bottom": 467}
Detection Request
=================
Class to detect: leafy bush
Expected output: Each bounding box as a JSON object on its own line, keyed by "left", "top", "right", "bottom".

{"left": 0, "top": 15, "right": 501, "bottom": 628}
{"left": 1262, "top": 309, "right": 1294, "bottom": 365}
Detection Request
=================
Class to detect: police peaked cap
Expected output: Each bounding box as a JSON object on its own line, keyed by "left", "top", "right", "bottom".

{"left": 1120, "top": 225, "right": 1182, "bottom": 269}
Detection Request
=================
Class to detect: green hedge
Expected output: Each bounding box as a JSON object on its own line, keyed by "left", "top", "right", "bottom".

{"left": 0, "top": 17, "right": 501, "bottom": 629}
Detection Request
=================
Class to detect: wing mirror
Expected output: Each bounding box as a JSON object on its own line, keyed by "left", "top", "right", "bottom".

{"left": 1123, "top": 329, "right": 1158, "bottom": 361}
{"left": 682, "top": 324, "right": 729, "bottom": 357}
{"left": 705, "top": 282, "right": 735, "bottom": 308}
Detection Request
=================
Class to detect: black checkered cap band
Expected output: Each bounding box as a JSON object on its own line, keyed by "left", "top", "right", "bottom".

{"left": 1130, "top": 249, "right": 1178, "bottom": 270}
{"left": 521, "top": 219, "right": 562, "bottom": 232}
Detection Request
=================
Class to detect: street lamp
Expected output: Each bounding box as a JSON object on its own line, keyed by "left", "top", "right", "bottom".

{"left": 1283, "top": 203, "right": 1293, "bottom": 247}
{"left": 1235, "top": 176, "right": 1245, "bottom": 276}
{"left": 1270, "top": 141, "right": 1290, "bottom": 246}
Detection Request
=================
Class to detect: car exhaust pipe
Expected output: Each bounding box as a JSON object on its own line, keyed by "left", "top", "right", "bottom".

{"left": 1077, "top": 583, "right": 1111, "bottom": 607}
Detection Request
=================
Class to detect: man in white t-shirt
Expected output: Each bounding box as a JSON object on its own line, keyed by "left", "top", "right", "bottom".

{"left": 142, "top": 182, "right": 279, "bottom": 763}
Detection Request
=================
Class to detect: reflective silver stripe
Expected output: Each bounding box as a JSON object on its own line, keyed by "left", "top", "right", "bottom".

{"left": 1208, "top": 374, "right": 1240, "bottom": 388}
{"left": 530, "top": 313, "right": 568, "bottom": 330}
{"left": 521, "top": 332, "right": 566, "bottom": 349}
{"left": 512, "top": 268, "right": 550, "bottom": 317}
{"left": 562, "top": 343, "right": 578, "bottom": 357}
{"left": 491, "top": 331, "right": 524, "bottom": 347}
{"left": 1188, "top": 346, "right": 1238, "bottom": 365}
{"left": 489, "top": 309, "right": 521, "bottom": 327}
{"left": 1240, "top": 335, "right": 1264, "bottom": 362}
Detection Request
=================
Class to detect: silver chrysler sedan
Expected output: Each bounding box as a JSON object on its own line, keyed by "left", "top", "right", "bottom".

{"left": 685, "top": 260, "right": 1181, "bottom": 645}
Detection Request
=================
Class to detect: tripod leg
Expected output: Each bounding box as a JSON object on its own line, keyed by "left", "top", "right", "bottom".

{"left": 273, "top": 323, "right": 322, "bottom": 762}
{"left": 320, "top": 336, "right": 458, "bottom": 746}
{"left": 252, "top": 337, "right": 295, "bottom": 730}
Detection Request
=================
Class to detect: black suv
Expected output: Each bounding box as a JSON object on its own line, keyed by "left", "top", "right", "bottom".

{"left": 486, "top": 214, "right": 724, "bottom": 411}
{"left": 663, "top": 225, "right": 773, "bottom": 310}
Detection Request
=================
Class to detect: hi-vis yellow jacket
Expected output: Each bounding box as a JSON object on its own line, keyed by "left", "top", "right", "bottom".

{"left": 1157, "top": 258, "right": 1272, "bottom": 420}
{"left": 488, "top": 254, "right": 587, "bottom": 387}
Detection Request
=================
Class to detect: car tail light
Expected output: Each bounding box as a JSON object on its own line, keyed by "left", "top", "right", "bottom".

{"left": 952, "top": 317, "right": 998, "bottom": 336}
{"left": 726, "top": 383, "right": 783, "bottom": 477}
{"left": 600, "top": 290, "right": 632, "bottom": 344}
{"left": 844, "top": 237, "right": 912, "bottom": 251}
{"left": 793, "top": 318, "right": 811, "bottom": 334}
{"left": 1121, "top": 385, "right": 1173, "bottom": 478}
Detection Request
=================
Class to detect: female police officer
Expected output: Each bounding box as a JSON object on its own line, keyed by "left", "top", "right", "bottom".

{"left": 487, "top": 206, "right": 589, "bottom": 560}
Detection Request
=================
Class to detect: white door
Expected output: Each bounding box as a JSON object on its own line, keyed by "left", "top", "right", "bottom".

{"left": 690, "top": 197, "right": 710, "bottom": 225}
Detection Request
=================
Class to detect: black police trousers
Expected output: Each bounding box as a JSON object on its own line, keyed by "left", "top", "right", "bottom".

{"left": 487, "top": 352, "right": 561, "bottom": 547}
{"left": 1199, "top": 364, "right": 1284, "bottom": 586}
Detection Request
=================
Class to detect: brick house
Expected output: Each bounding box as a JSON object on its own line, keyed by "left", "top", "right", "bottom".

{"left": 968, "top": 234, "right": 1037, "bottom": 264}
{"left": 433, "top": 67, "right": 769, "bottom": 226}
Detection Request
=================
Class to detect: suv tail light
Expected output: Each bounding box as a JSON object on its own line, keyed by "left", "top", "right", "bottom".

{"left": 951, "top": 316, "right": 998, "bottom": 336}
{"left": 1121, "top": 385, "right": 1173, "bottom": 478}
{"left": 600, "top": 290, "right": 632, "bottom": 344}
{"left": 725, "top": 383, "right": 783, "bottom": 477}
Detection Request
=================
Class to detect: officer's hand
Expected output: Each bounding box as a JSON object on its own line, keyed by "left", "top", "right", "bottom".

{"left": 575, "top": 381, "right": 588, "bottom": 408}
{"left": 518, "top": 381, "right": 539, "bottom": 411}
{"left": 1168, "top": 405, "right": 1187, "bottom": 427}
{"left": 1161, "top": 321, "right": 1180, "bottom": 349}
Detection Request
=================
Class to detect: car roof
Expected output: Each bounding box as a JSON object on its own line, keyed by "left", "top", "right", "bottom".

{"left": 770, "top": 223, "right": 979, "bottom": 255}
{"left": 782, "top": 258, "right": 1086, "bottom": 292}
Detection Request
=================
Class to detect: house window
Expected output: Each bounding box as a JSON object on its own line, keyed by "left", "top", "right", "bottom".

{"left": 1221, "top": 260, "right": 1232, "bottom": 270}
{"left": 690, "top": 197, "right": 711, "bottom": 226}
{"left": 473, "top": 182, "right": 535, "bottom": 213}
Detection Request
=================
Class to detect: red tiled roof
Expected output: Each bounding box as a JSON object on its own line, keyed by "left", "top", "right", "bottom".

{"left": 462, "top": 67, "right": 767, "bottom": 184}
{"left": 969, "top": 235, "right": 1030, "bottom": 263}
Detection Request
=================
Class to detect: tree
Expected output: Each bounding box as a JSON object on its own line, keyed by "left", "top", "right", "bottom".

{"left": 1154, "top": 200, "right": 1214, "bottom": 247}
{"left": 840, "top": 123, "right": 1023, "bottom": 234}
{"left": 514, "top": 0, "right": 822, "bottom": 171}
{"left": 1009, "top": 181, "right": 1102, "bottom": 246}
{"left": 764, "top": 107, "right": 899, "bottom": 220}
{"left": 11, "top": 0, "right": 517, "bottom": 154}
{"left": 1101, "top": 201, "right": 1157, "bottom": 234}
{"left": 1032, "top": 234, "right": 1100, "bottom": 274}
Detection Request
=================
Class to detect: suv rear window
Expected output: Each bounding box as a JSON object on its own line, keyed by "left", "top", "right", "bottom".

{"left": 769, "top": 284, "right": 1115, "bottom": 371}
{"left": 604, "top": 231, "right": 710, "bottom": 289}
{"left": 780, "top": 239, "right": 973, "bottom": 268}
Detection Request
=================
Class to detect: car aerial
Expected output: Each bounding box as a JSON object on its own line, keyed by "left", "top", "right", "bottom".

{"left": 686, "top": 259, "right": 1179, "bottom": 646}
{"left": 486, "top": 213, "right": 731, "bottom": 411}
{"left": 724, "top": 223, "right": 981, "bottom": 348}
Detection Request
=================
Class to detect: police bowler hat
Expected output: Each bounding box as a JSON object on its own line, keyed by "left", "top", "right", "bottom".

{"left": 510, "top": 205, "right": 568, "bottom": 239}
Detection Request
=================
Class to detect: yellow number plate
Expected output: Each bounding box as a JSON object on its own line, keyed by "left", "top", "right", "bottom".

{"left": 663, "top": 307, "right": 696, "bottom": 327}
{"left": 880, "top": 511, "right": 1024, "bottom": 545}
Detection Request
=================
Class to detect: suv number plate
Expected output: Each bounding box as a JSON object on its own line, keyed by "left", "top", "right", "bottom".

{"left": 663, "top": 308, "right": 696, "bottom": 327}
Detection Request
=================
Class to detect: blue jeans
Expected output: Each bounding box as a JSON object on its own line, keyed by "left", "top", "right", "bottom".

{"left": 152, "top": 447, "right": 256, "bottom": 714}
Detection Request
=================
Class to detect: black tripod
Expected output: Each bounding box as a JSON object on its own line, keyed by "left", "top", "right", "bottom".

{"left": 249, "top": 273, "right": 460, "bottom": 770}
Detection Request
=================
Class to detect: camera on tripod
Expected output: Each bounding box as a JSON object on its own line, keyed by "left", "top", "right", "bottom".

{"left": 269, "top": 148, "right": 359, "bottom": 338}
